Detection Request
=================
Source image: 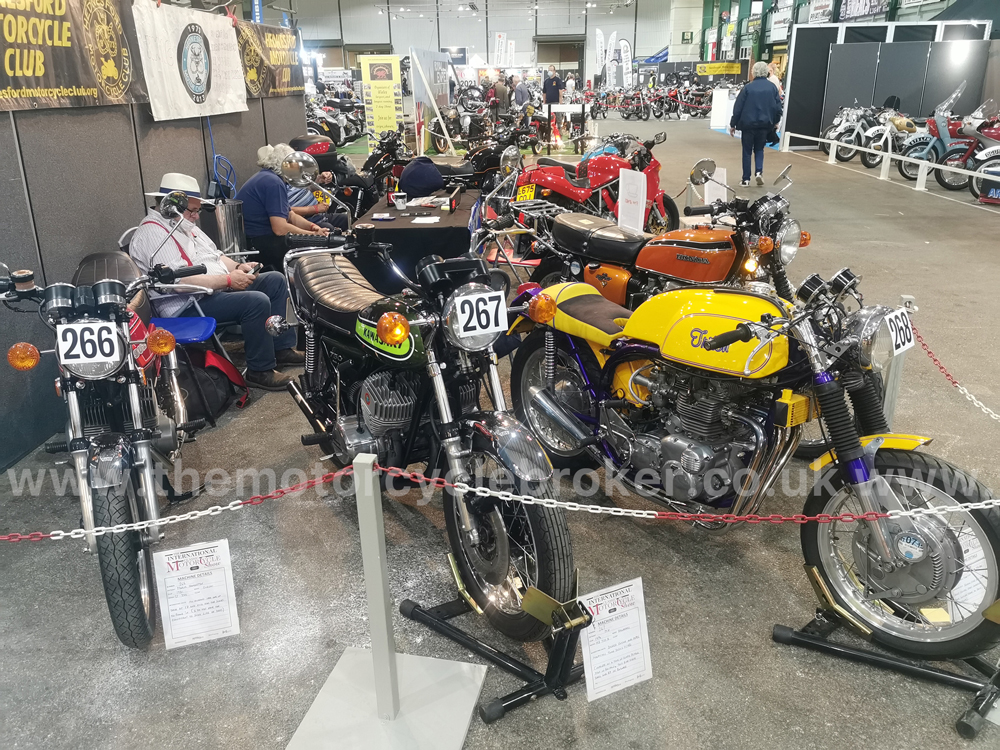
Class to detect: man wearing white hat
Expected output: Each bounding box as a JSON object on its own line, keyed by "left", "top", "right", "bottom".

{"left": 129, "top": 172, "right": 303, "bottom": 392}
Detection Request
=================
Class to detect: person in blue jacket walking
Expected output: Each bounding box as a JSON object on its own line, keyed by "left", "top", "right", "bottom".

{"left": 730, "top": 61, "right": 783, "bottom": 186}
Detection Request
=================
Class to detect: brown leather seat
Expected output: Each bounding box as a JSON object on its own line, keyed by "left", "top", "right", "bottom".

{"left": 73, "top": 251, "right": 152, "bottom": 326}
{"left": 552, "top": 213, "right": 651, "bottom": 265}
{"left": 291, "top": 253, "right": 385, "bottom": 332}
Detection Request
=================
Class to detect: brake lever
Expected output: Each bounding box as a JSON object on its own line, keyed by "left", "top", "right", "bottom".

{"left": 156, "top": 283, "right": 215, "bottom": 295}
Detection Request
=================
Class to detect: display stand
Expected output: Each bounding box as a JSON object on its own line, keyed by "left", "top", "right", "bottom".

{"left": 287, "top": 455, "right": 486, "bottom": 750}
{"left": 401, "top": 579, "right": 592, "bottom": 724}
{"left": 773, "top": 609, "right": 1000, "bottom": 740}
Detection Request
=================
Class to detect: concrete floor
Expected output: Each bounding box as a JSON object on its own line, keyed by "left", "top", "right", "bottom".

{"left": 3, "top": 116, "right": 1000, "bottom": 749}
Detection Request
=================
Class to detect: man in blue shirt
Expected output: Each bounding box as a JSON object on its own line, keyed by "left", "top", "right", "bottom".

{"left": 237, "top": 144, "right": 330, "bottom": 269}
{"left": 730, "top": 62, "right": 783, "bottom": 186}
{"left": 543, "top": 65, "right": 565, "bottom": 129}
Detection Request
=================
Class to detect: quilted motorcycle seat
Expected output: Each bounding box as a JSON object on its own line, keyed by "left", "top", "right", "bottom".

{"left": 291, "top": 252, "right": 385, "bottom": 332}
{"left": 536, "top": 157, "right": 579, "bottom": 177}
{"left": 433, "top": 161, "right": 474, "bottom": 177}
{"left": 73, "top": 251, "right": 152, "bottom": 326}
{"left": 551, "top": 213, "right": 651, "bottom": 265}
{"left": 543, "top": 281, "right": 632, "bottom": 348}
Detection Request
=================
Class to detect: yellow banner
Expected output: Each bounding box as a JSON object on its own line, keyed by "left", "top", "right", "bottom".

{"left": 359, "top": 54, "right": 403, "bottom": 152}
{"left": 696, "top": 62, "right": 742, "bottom": 76}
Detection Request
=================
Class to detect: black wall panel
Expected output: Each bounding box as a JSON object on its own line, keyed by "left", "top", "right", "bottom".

{"left": 262, "top": 96, "right": 308, "bottom": 145}
{"left": 821, "top": 43, "right": 880, "bottom": 136}
{"left": 0, "top": 115, "right": 64, "bottom": 470}
{"left": 14, "top": 106, "right": 145, "bottom": 285}
{"left": 922, "top": 40, "right": 991, "bottom": 117}
{"left": 786, "top": 27, "right": 840, "bottom": 147}
{"left": 203, "top": 99, "right": 267, "bottom": 192}
{"left": 873, "top": 42, "right": 931, "bottom": 118}
{"left": 132, "top": 105, "right": 209, "bottom": 196}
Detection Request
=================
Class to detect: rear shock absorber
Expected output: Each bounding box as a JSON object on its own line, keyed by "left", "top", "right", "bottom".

{"left": 304, "top": 324, "right": 318, "bottom": 375}
{"left": 544, "top": 329, "right": 557, "bottom": 391}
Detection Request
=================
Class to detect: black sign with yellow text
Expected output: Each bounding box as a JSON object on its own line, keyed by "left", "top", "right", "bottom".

{"left": 0, "top": 0, "right": 146, "bottom": 110}
{"left": 235, "top": 21, "right": 302, "bottom": 98}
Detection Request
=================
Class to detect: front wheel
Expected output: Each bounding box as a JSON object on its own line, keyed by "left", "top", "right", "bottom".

{"left": 859, "top": 135, "right": 885, "bottom": 169}
{"left": 443, "top": 449, "right": 573, "bottom": 642}
{"left": 898, "top": 142, "right": 933, "bottom": 180}
{"left": 935, "top": 147, "right": 972, "bottom": 190}
{"left": 802, "top": 449, "right": 1000, "bottom": 659}
{"left": 835, "top": 132, "right": 860, "bottom": 162}
{"left": 93, "top": 480, "right": 156, "bottom": 649}
{"left": 641, "top": 105, "right": 651, "bottom": 121}
{"left": 819, "top": 126, "right": 837, "bottom": 155}
{"left": 645, "top": 197, "right": 680, "bottom": 233}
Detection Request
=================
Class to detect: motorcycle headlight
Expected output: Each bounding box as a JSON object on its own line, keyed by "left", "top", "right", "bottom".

{"left": 775, "top": 218, "right": 801, "bottom": 266}
{"left": 844, "top": 305, "right": 896, "bottom": 372}
{"left": 500, "top": 145, "right": 520, "bottom": 177}
{"left": 442, "top": 282, "right": 504, "bottom": 352}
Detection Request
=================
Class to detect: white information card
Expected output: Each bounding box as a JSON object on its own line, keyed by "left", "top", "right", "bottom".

{"left": 617, "top": 168, "right": 647, "bottom": 235}
{"left": 580, "top": 577, "right": 653, "bottom": 701}
{"left": 153, "top": 539, "right": 240, "bottom": 650}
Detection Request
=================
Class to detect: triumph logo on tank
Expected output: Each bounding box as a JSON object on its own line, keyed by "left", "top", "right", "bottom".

{"left": 82, "top": 0, "right": 134, "bottom": 99}
{"left": 176, "top": 22, "right": 211, "bottom": 103}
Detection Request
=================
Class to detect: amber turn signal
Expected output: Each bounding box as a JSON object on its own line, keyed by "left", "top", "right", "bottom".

{"left": 528, "top": 293, "right": 557, "bottom": 324}
{"left": 800, "top": 231, "right": 811, "bottom": 248}
{"left": 343, "top": 187, "right": 353, "bottom": 197}
{"left": 743, "top": 258, "right": 759, "bottom": 273}
{"left": 146, "top": 328, "right": 176, "bottom": 356}
{"left": 541, "top": 188, "right": 552, "bottom": 197}
{"left": 377, "top": 312, "right": 410, "bottom": 345}
{"left": 757, "top": 236, "right": 774, "bottom": 254}
{"left": 8, "top": 342, "right": 40, "bottom": 371}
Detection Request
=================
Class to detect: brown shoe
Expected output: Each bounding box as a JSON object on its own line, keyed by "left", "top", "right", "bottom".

{"left": 275, "top": 348, "right": 306, "bottom": 367}
{"left": 245, "top": 369, "right": 295, "bottom": 391}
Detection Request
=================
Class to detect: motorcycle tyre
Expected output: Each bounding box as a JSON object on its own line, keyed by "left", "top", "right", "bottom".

{"left": 835, "top": 132, "right": 859, "bottom": 162}
{"left": 969, "top": 157, "right": 1000, "bottom": 199}
{"left": 802, "top": 449, "right": 1000, "bottom": 659}
{"left": 935, "top": 147, "right": 972, "bottom": 191}
{"left": 859, "top": 137, "right": 884, "bottom": 169}
{"left": 898, "top": 142, "right": 932, "bottom": 180}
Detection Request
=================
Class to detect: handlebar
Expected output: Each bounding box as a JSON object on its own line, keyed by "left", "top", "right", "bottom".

{"left": 704, "top": 323, "right": 754, "bottom": 351}
{"left": 150, "top": 264, "right": 207, "bottom": 284}
{"left": 484, "top": 214, "right": 517, "bottom": 231}
{"left": 684, "top": 204, "right": 716, "bottom": 216}
{"left": 284, "top": 232, "right": 348, "bottom": 250}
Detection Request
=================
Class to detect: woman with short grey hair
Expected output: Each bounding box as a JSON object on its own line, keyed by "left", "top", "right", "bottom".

{"left": 729, "top": 63, "right": 784, "bottom": 186}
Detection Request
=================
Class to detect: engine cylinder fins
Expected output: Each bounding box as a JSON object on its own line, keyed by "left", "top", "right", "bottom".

{"left": 675, "top": 391, "right": 732, "bottom": 443}
{"left": 360, "top": 371, "right": 421, "bottom": 436}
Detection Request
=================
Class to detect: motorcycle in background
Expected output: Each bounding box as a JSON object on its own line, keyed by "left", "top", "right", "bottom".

{"left": 1, "top": 195, "right": 210, "bottom": 648}
{"left": 860, "top": 109, "right": 920, "bottom": 169}
{"left": 896, "top": 81, "right": 972, "bottom": 181}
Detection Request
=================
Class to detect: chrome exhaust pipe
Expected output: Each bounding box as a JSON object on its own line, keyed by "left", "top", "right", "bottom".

{"left": 529, "top": 386, "right": 594, "bottom": 444}
{"left": 287, "top": 380, "right": 328, "bottom": 435}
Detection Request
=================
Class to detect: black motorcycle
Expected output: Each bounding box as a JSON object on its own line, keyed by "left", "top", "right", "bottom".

{"left": 1, "top": 195, "right": 208, "bottom": 648}
{"left": 429, "top": 104, "right": 494, "bottom": 154}
{"left": 268, "top": 220, "right": 574, "bottom": 641}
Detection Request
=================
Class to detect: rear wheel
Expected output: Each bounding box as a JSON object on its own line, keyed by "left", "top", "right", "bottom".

{"left": 935, "top": 147, "right": 972, "bottom": 190}
{"left": 819, "top": 126, "right": 837, "bottom": 155}
{"left": 969, "top": 157, "right": 1000, "bottom": 199}
{"left": 93, "top": 479, "right": 156, "bottom": 649}
{"left": 803, "top": 449, "right": 1000, "bottom": 659}
{"left": 528, "top": 256, "right": 566, "bottom": 289}
{"left": 443, "top": 450, "right": 573, "bottom": 642}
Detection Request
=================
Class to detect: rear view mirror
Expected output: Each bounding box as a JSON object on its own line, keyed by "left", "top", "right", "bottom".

{"left": 689, "top": 158, "right": 716, "bottom": 185}
{"left": 774, "top": 164, "right": 793, "bottom": 186}
{"left": 654, "top": 131, "right": 667, "bottom": 144}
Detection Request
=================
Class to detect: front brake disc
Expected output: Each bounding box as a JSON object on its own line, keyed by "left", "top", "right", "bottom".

{"left": 462, "top": 506, "right": 510, "bottom": 586}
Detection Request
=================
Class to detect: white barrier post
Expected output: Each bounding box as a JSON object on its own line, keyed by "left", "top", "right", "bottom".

{"left": 827, "top": 142, "right": 837, "bottom": 164}
{"left": 780, "top": 130, "right": 790, "bottom": 153}
{"left": 915, "top": 162, "right": 929, "bottom": 192}
{"left": 879, "top": 136, "right": 892, "bottom": 181}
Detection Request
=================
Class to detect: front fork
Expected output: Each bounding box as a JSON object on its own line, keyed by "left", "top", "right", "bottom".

{"left": 796, "top": 321, "right": 899, "bottom": 563}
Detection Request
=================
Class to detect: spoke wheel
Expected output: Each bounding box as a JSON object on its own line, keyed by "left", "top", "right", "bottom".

{"left": 935, "top": 147, "right": 972, "bottom": 190}
{"left": 803, "top": 450, "right": 1000, "bottom": 658}
{"left": 970, "top": 157, "right": 1000, "bottom": 199}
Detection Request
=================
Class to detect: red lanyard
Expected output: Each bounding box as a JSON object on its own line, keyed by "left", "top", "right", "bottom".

{"left": 140, "top": 221, "right": 194, "bottom": 267}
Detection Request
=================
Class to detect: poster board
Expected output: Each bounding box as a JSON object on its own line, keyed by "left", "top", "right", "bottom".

{"left": 0, "top": 0, "right": 148, "bottom": 111}
{"left": 359, "top": 55, "right": 403, "bottom": 151}
{"left": 410, "top": 47, "right": 450, "bottom": 154}
{"left": 132, "top": 0, "right": 247, "bottom": 121}
{"left": 235, "top": 21, "right": 304, "bottom": 98}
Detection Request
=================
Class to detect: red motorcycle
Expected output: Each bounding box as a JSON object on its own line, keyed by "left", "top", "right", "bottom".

{"left": 513, "top": 131, "right": 679, "bottom": 235}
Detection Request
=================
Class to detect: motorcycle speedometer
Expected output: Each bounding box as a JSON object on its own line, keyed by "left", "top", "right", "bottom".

{"left": 775, "top": 218, "right": 801, "bottom": 265}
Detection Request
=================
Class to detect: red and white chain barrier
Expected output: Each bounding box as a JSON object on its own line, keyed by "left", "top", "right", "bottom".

{"left": 912, "top": 323, "right": 1000, "bottom": 424}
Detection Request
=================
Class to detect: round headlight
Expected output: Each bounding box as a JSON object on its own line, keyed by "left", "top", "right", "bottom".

{"left": 442, "top": 282, "right": 504, "bottom": 352}
{"left": 845, "top": 306, "right": 895, "bottom": 372}
{"left": 775, "top": 218, "right": 801, "bottom": 265}
{"left": 500, "top": 145, "right": 520, "bottom": 177}
{"left": 60, "top": 318, "right": 127, "bottom": 380}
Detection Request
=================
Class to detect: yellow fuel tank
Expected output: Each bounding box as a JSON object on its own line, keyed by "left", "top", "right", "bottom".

{"left": 622, "top": 288, "right": 790, "bottom": 378}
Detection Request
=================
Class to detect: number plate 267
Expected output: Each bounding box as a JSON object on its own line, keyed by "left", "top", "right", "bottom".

{"left": 57, "top": 322, "right": 121, "bottom": 365}
{"left": 456, "top": 291, "right": 506, "bottom": 338}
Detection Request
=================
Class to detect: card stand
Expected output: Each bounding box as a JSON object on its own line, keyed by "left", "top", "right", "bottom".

{"left": 773, "top": 609, "right": 1000, "bottom": 740}
{"left": 400, "top": 588, "right": 591, "bottom": 724}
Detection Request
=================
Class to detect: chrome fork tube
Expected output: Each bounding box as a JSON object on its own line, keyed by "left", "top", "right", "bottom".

{"left": 487, "top": 349, "right": 507, "bottom": 412}
{"left": 127, "top": 360, "right": 162, "bottom": 540}
{"left": 161, "top": 350, "right": 187, "bottom": 446}
{"left": 67, "top": 390, "right": 97, "bottom": 553}
{"left": 427, "top": 349, "right": 477, "bottom": 540}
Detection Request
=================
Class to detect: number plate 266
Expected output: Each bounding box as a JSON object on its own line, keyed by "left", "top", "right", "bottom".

{"left": 57, "top": 322, "right": 121, "bottom": 365}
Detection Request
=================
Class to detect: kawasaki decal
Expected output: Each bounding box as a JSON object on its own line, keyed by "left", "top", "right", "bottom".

{"left": 355, "top": 319, "right": 413, "bottom": 360}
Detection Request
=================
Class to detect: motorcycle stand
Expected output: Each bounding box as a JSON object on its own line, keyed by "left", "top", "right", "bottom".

{"left": 773, "top": 608, "right": 1000, "bottom": 740}
{"left": 400, "top": 573, "right": 592, "bottom": 724}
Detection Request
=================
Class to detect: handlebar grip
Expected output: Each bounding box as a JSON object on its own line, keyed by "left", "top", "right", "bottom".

{"left": 173, "top": 264, "right": 207, "bottom": 279}
{"left": 485, "top": 214, "right": 517, "bottom": 231}
{"left": 704, "top": 324, "right": 754, "bottom": 351}
{"left": 684, "top": 204, "right": 715, "bottom": 216}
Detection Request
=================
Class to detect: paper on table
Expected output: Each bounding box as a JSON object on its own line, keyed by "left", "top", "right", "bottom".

{"left": 153, "top": 539, "right": 240, "bottom": 650}
{"left": 579, "top": 577, "right": 652, "bottom": 701}
{"left": 412, "top": 217, "right": 441, "bottom": 224}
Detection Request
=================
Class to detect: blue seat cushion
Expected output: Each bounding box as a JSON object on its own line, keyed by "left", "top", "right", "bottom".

{"left": 151, "top": 316, "right": 217, "bottom": 345}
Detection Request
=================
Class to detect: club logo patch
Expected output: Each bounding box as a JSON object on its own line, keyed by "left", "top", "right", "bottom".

{"left": 237, "top": 24, "right": 268, "bottom": 97}
{"left": 82, "top": 0, "right": 134, "bottom": 99}
{"left": 177, "top": 23, "right": 212, "bottom": 104}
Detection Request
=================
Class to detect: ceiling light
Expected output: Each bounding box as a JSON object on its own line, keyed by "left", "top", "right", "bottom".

{"left": 458, "top": 4, "right": 463, "bottom": 8}
{"left": 399, "top": 6, "right": 404, "bottom": 10}
{"left": 419, "top": 12, "right": 423, "bottom": 16}
{"left": 378, "top": 6, "right": 382, "bottom": 12}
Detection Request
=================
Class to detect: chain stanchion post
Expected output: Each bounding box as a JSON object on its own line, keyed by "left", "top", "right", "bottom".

{"left": 879, "top": 135, "right": 892, "bottom": 181}
{"left": 827, "top": 141, "right": 837, "bottom": 164}
{"left": 353, "top": 453, "right": 400, "bottom": 721}
{"left": 915, "top": 161, "right": 929, "bottom": 192}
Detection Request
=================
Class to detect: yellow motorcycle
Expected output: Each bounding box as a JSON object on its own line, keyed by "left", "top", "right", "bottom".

{"left": 508, "top": 245, "right": 1000, "bottom": 658}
